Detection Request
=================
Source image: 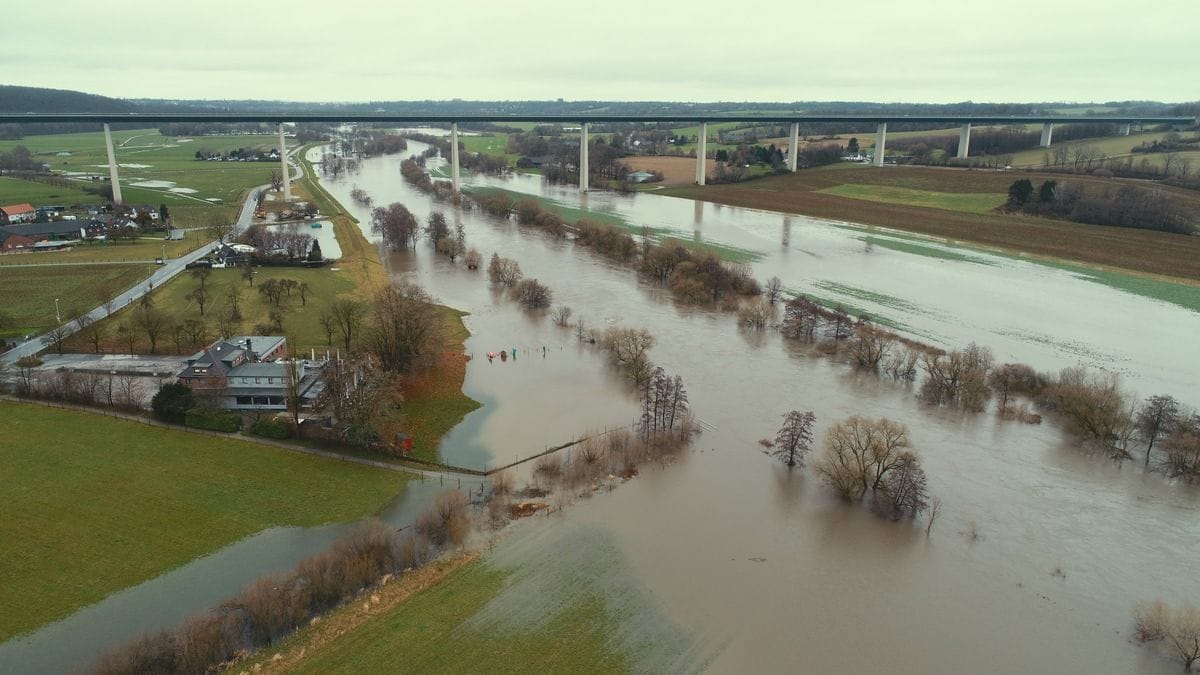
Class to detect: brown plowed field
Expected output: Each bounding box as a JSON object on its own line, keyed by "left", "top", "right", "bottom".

{"left": 661, "top": 165, "right": 1200, "bottom": 281}
{"left": 624, "top": 156, "right": 717, "bottom": 186}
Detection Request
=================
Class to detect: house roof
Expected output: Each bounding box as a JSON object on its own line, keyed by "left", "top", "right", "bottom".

{"left": 0, "top": 228, "right": 33, "bottom": 245}
{"left": 0, "top": 203, "right": 36, "bottom": 216}
{"left": 3, "top": 221, "right": 83, "bottom": 237}
{"left": 227, "top": 335, "right": 286, "bottom": 358}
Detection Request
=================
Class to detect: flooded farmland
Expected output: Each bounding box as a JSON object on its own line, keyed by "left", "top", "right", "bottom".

{"left": 5, "top": 139, "right": 1196, "bottom": 673}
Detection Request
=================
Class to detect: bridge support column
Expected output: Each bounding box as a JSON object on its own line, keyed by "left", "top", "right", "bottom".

{"left": 102, "top": 123, "right": 123, "bottom": 205}
{"left": 1119, "top": 123, "right": 1131, "bottom": 136}
{"left": 579, "top": 122, "right": 589, "bottom": 192}
{"left": 450, "top": 122, "right": 461, "bottom": 193}
{"left": 695, "top": 122, "right": 708, "bottom": 185}
{"left": 957, "top": 123, "right": 972, "bottom": 159}
{"left": 787, "top": 122, "right": 799, "bottom": 171}
{"left": 1039, "top": 122, "right": 1054, "bottom": 147}
{"left": 278, "top": 123, "right": 291, "bottom": 201}
{"left": 873, "top": 122, "right": 887, "bottom": 166}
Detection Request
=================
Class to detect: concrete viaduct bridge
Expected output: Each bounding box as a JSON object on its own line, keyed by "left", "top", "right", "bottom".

{"left": 4, "top": 112, "right": 1194, "bottom": 200}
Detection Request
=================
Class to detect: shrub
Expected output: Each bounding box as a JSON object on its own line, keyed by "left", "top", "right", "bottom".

{"left": 185, "top": 405, "right": 242, "bottom": 433}
{"left": 249, "top": 417, "right": 292, "bottom": 439}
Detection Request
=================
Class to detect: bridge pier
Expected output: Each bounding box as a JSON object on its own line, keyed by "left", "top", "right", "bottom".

{"left": 695, "top": 122, "right": 708, "bottom": 185}
{"left": 277, "top": 123, "right": 291, "bottom": 201}
{"left": 872, "top": 122, "right": 888, "bottom": 166}
{"left": 1039, "top": 122, "right": 1054, "bottom": 147}
{"left": 787, "top": 122, "right": 799, "bottom": 171}
{"left": 102, "top": 123, "right": 123, "bottom": 205}
{"left": 1119, "top": 123, "right": 1131, "bottom": 136}
{"left": 957, "top": 123, "right": 972, "bottom": 159}
{"left": 450, "top": 122, "right": 461, "bottom": 193}
{"left": 579, "top": 122, "right": 589, "bottom": 192}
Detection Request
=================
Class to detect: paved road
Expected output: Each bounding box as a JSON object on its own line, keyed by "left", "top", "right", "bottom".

{"left": 0, "top": 154, "right": 301, "bottom": 366}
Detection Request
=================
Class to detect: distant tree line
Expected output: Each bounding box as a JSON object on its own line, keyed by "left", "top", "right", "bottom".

{"left": 1005, "top": 178, "right": 1195, "bottom": 234}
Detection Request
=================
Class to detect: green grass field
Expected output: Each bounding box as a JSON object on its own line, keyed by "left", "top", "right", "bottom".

{"left": 0, "top": 401, "right": 409, "bottom": 641}
{"left": 0, "top": 232, "right": 204, "bottom": 267}
{"left": 0, "top": 128, "right": 279, "bottom": 207}
{"left": 0, "top": 264, "right": 153, "bottom": 337}
{"left": 819, "top": 183, "right": 1005, "bottom": 214}
{"left": 286, "top": 559, "right": 625, "bottom": 674}
{"left": 0, "top": 175, "right": 104, "bottom": 206}
{"left": 460, "top": 134, "right": 520, "bottom": 166}
{"left": 64, "top": 265, "right": 358, "bottom": 355}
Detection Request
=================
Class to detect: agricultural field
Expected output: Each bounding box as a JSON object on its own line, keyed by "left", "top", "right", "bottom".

{"left": 0, "top": 264, "right": 153, "bottom": 338}
{"left": 0, "top": 231, "right": 205, "bottom": 267}
{"left": 0, "top": 175, "right": 103, "bottom": 206}
{"left": 661, "top": 163, "right": 1200, "bottom": 282}
{"left": 0, "top": 128, "right": 279, "bottom": 207}
{"left": 0, "top": 400, "right": 409, "bottom": 641}
{"left": 460, "top": 134, "right": 520, "bottom": 167}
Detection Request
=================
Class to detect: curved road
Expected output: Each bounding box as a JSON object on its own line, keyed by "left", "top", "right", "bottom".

{"left": 1, "top": 146, "right": 303, "bottom": 365}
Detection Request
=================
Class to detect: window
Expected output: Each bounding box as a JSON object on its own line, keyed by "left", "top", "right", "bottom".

{"left": 236, "top": 396, "right": 252, "bottom": 405}
{"left": 268, "top": 396, "right": 285, "bottom": 406}
{"left": 255, "top": 377, "right": 261, "bottom": 384}
{"left": 241, "top": 377, "right": 248, "bottom": 384}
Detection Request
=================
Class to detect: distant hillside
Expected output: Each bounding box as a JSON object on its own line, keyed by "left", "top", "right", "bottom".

{"left": 0, "top": 85, "right": 136, "bottom": 114}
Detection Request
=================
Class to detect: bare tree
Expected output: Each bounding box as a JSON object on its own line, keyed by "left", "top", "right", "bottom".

{"left": 1045, "top": 367, "right": 1135, "bottom": 459}
{"left": 188, "top": 285, "right": 212, "bottom": 316}
{"left": 464, "top": 249, "right": 482, "bottom": 270}
{"left": 553, "top": 305, "right": 572, "bottom": 327}
{"left": 97, "top": 284, "right": 118, "bottom": 317}
{"left": 737, "top": 298, "right": 772, "bottom": 330}
{"left": 363, "top": 283, "right": 443, "bottom": 372}
{"left": 225, "top": 283, "right": 243, "bottom": 319}
{"left": 849, "top": 323, "right": 895, "bottom": 370}
{"left": 135, "top": 306, "right": 170, "bottom": 354}
{"left": 763, "top": 276, "right": 783, "bottom": 305}
{"left": 371, "top": 203, "right": 421, "bottom": 251}
{"left": 773, "top": 410, "right": 816, "bottom": 468}
{"left": 512, "top": 278, "right": 552, "bottom": 309}
{"left": 42, "top": 325, "right": 71, "bottom": 354}
{"left": 600, "top": 327, "right": 656, "bottom": 386}
{"left": 871, "top": 452, "right": 929, "bottom": 520}
{"left": 487, "top": 253, "right": 523, "bottom": 285}
{"left": 241, "top": 260, "right": 255, "bottom": 287}
{"left": 814, "top": 415, "right": 911, "bottom": 500}
{"left": 1135, "top": 395, "right": 1179, "bottom": 466}
{"left": 330, "top": 298, "right": 366, "bottom": 351}
{"left": 296, "top": 281, "right": 310, "bottom": 307}
{"left": 318, "top": 311, "right": 337, "bottom": 347}
{"left": 925, "top": 496, "right": 943, "bottom": 535}
{"left": 83, "top": 318, "right": 108, "bottom": 353}
{"left": 1134, "top": 600, "right": 1200, "bottom": 670}
{"left": 270, "top": 170, "right": 283, "bottom": 193}
{"left": 284, "top": 357, "right": 304, "bottom": 438}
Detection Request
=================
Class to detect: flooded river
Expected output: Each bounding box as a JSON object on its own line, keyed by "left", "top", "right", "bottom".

{"left": 5, "top": 140, "right": 1196, "bottom": 672}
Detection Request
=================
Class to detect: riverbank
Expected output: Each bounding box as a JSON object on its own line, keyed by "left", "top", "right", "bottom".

{"left": 660, "top": 163, "right": 1200, "bottom": 282}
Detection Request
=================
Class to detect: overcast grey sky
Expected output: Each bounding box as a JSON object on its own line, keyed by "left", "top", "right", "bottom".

{"left": 3, "top": 0, "right": 1195, "bottom": 103}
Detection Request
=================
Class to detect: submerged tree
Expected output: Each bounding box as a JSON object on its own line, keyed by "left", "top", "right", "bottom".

{"left": 871, "top": 452, "right": 929, "bottom": 520}
{"left": 773, "top": 410, "right": 816, "bottom": 468}
{"left": 1135, "top": 394, "right": 1179, "bottom": 466}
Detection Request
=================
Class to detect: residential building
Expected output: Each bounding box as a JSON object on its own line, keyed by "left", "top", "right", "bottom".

{"left": 0, "top": 203, "right": 37, "bottom": 225}
{"left": 0, "top": 228, "right": 36, "bottom": 252}
{"left": 176, "top": 335, "right": 325, "bottom": 411}
{"left": 0, "top": 221, "right": 83, "bottom": 242}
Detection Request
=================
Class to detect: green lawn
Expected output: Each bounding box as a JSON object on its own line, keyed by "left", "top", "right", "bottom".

{"left": 64, "top": 265, "right": 358, "bottom": 355}
{"left": 0, "top": 264, "right": 153, "bottom": 337}
{"left": 0, "top": 232, "right": 205, "bottom": 267}
{"left": 287, "top": 559, "right": 627, "bottom": 674}
{"left": 0, "top": 176, "right": 103, "bottom": 206}
{"left": 0, "top": 401, "right": 409, "bottom": 641}
{"left": 0, "top": 128, "right": 281, "bottom": 207}
{"left": 819, "top": 183, "right": 1005, "bottom": 214}
{"left": 460, "top": 134, "right": 520, "bottom": 166}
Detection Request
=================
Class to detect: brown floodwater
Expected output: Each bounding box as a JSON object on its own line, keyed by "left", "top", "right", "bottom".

{"left": 313, "top": 143, "right": 1200, "bottom": 672}
{"left": 4, "top": 140, "right": 1192, "bottom": 673}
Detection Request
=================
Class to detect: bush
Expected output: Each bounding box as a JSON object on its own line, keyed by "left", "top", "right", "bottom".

{"left": 185, "top": 405, "right": 242, "bottom": 433}
{"left": 151, "top": 382, "right": 195, "bottom": 424}
{"left": 249, "top": 417, "right": 292, "bottom": 439}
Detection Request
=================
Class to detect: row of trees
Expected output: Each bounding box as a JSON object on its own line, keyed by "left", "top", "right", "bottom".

{"left": 1005, "top": 179, "right": 1195, "bottom": 234}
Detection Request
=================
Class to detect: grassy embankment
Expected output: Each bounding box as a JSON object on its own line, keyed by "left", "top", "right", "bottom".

{"left": 661, "top": 163, "right": 1200, "bottom": 292}
{"left": 236, "top": 555, "right": 628, "bottom": 674}
{"left": 0, "top": 400, "right": 408, "bottom": 642}
{"left": 295, "top": 151, "right": 481, "bottom": 464}
{"left": 462, "top": 185, "right": 762, "bottom": 264}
